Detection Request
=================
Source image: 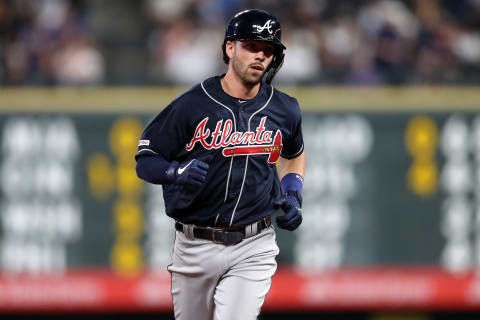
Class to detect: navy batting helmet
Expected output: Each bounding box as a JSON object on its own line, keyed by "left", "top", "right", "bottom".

{"left": 222, "top": 9, "right": 286, "bottom": 83}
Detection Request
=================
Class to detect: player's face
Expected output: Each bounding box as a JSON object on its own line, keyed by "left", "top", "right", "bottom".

{"left": 231, "top": 40, "right": 275, "bottom": 86}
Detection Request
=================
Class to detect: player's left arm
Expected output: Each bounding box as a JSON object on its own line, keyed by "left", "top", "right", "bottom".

{"left": 277, "top": 151, "right": 305, "bottom": 181}
{"left": 274, "top": 151, "right": 305, "bottom": 231}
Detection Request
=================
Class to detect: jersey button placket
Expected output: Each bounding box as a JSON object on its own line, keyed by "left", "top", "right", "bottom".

{"left": 238, "top": 110, "right": 248, "bottom": 129}
{"left": 218, "top": 215, "right": 230, "bottom": 226}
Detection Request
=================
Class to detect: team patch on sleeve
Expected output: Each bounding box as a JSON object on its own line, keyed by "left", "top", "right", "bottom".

{"left": 138, "top": 140, "right": 150, "bottom": 146}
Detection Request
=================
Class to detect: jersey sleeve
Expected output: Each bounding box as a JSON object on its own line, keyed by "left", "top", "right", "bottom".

{"left": 135, "top": 102, "right": 188, "bottom": 161}
{"left": 280, "top": 97, "right": 304, "bottom": 160}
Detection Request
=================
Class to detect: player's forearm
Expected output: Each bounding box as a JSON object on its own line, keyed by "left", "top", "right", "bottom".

{"left": 136, "top": 155, "right": 176, "bottom": 185}
{"left": 277, "top": 151, "right": 306, "bottom": 180}
{"left": 277, "top": 152, "right": 305, "bottom": 194}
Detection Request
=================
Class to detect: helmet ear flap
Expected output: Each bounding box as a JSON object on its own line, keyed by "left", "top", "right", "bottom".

{"left": 264, "top": 52, "right": 284, "bottom": 84}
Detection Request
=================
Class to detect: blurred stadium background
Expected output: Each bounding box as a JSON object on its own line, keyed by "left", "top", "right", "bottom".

{"left": 1, "top": 0, "right": 480, "bottom": 319}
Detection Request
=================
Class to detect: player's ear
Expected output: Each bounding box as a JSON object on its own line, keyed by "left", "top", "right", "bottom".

{"left": 225, "top": 40, "right": 235, "bottom": 60}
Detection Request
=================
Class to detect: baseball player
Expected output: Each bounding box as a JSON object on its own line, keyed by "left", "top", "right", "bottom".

{"left": 135, "top": 9, "right": 305, "bottom": 320}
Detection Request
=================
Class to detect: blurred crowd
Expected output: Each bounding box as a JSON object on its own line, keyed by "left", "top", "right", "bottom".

{"left": 0, "top": 0, "right": 480, "bottom": 86}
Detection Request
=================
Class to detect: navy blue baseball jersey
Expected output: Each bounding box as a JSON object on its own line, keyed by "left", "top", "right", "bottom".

{"left": 135, "top": 75, "right": 304, "bottom": 227}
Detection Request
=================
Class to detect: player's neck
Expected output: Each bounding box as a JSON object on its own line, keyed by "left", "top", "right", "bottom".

{"left": 221, "top": 72, "right": 260, "bottom": 100}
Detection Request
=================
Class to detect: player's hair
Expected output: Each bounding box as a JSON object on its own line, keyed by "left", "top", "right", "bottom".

{"left": 222, "top": 40, "right": 230, "bottom": 64}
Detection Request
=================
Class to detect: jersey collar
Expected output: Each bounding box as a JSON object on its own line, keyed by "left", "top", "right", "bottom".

{"left": 203, "top": 75, "right": 271, "bottom": 108}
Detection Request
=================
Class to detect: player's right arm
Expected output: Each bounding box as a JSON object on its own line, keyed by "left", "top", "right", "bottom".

{"left": 136, "top": 155, "right": 209, "bottom": 187}
{"left": 134, "top": 99, "right": 209, "bottom": 187}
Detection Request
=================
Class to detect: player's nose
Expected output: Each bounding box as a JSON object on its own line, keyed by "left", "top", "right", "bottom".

{"left": 255, "top": 50, "right": 266, "bottom": 61}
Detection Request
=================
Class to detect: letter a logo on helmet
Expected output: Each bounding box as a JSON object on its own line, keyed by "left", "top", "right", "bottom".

{"left": 254, "top": 20, "right": 274, "bottom": 34}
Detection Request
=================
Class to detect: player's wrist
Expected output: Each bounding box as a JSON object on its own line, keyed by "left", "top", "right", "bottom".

{"left": 281, "top": 173, "right": 303, "bottom": 193}
{"left": 166, "top": 161, "right": 179, "bottom": 183}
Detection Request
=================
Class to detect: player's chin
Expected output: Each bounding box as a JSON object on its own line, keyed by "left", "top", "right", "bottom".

{"left": 244, "top": 71, "right": 263, "bottom": 85}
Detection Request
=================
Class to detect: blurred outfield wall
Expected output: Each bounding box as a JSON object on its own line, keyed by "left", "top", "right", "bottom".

{"left": 0, "top": 87, "right": 480, "bottom": 314}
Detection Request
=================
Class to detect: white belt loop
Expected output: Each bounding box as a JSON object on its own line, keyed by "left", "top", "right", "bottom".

{"left": 251, "top": 222, "right": 258, "bottom": 236}
{"left": 244, "top": 224, "right": 252, "bottom": 238}
{"left": 244, "top": 221, "right": 258, "bottom": 238}
{"left": 183, "top": 224, "right": 195, "bottom": 240}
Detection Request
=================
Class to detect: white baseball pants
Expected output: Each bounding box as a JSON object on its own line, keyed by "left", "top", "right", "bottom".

{"left": 167, "top": 226, "right": 279, "bottom": 320}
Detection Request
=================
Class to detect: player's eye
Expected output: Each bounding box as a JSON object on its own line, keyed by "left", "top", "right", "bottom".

{"left": 244, "top": 42, "right": 274, "bottom": 56}
{"left": 244, "top": 42, "right": 255, "bottom": 50}
{"left": 264, "top": 46, "right": 274, "bottom": 57}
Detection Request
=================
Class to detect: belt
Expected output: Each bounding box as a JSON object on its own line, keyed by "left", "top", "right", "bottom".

{"left": 175, "top": 216, "right": 271, "bottom": 246}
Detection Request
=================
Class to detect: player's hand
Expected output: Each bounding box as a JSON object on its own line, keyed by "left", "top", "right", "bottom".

{"left": 167, "top": 159, "right": 209, "bottom": 186}
{"left": 273, "top": 190, "right": 302, "bottom": 231}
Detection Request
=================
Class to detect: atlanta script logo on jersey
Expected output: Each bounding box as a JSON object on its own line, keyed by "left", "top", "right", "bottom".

{"left": 186, "top": 116, "right": 282, "bottom": 163}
